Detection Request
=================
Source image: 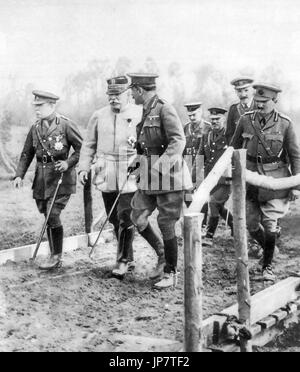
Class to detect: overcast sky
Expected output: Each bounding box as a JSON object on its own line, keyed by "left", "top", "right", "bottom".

{"left": 1, "top": 0, "right": 300, "bottom": 105}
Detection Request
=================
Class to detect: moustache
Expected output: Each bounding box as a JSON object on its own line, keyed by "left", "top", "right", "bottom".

{"left": 109, "top": 100, "right": 120, "bottom": 105}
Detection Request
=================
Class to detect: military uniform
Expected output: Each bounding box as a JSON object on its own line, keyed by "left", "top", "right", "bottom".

{"left": 197, "top": 108, "right": 233, "bottom": 243}
{"left": 226, "top": 99, "right": 257, "bottom": 144}
{"left": 78, "top": 76, "right": 142, "bottom": 275}
{"left": 183, "top": 101, "right": 210, "bottom": 222}
{"left": 15, "top": 90, "right": 82, "bottom": 268}
{"left": 231, "top": 83, "right": 300, "bottom": 279}
{"left": 226, "top": 77, "right": 256, "bottom": 145}
{"left": 128, "top": 73, "right": 192, "bottom": 288}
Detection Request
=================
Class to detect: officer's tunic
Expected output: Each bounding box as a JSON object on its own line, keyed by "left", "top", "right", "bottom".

{"left": 131, "top": 94, "right": 192, "bottom": 239}
{"left": 198, "top": 127, "right": 231, "bottom": 216}
{"left": 231, "top": 109, "right": 300, "bottom": 232}
{"left": 15, "top": 112, "right": 82, "bottom": 200}
{"left": 183, "top": 120, "right": 211, "bottom": 162}
{"left": 79, "top": 103, "right": 142, "bottom": 194}
{"left": 226, "top": 99, "right": 256, "bottom": 145}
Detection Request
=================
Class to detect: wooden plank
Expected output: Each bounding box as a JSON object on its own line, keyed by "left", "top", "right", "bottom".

{"left": 257, "top": 316, "right": 277, "bottom": 329}
{"left": 246, "top": 169, "right": 300, "bottom": 190}
{"left": 188, "top": 147, "right": 234, "bottom": 213}
{"left": 220, "top": 277, "right": 300, "bottom": 324}
{"left": 0, "top": 229, "right": 113, "bottom": 265}
{"left": 208, "top": 310, "right": 300, "bottom": 352}
{"left": 252, "top": 311, "right": 300, "bottom": 348}
{"left": 201, "top": 279, "right": 300, "bottom": 348}
{"left": 270, "top": 309, "right": 289, "bottom": 322}
{"left": 202, "top": 314, "right": 229, "bottom": 346}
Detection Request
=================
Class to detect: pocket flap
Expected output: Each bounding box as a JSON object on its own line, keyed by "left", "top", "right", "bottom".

{"left": 144, "top": 116, "right": 161, "bottom": 128}
{"left": 264, "top": 134, "right": 283, "bottom": 141}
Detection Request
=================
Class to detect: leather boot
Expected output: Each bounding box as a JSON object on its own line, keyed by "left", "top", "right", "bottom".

{"left": 112, "top": 226, "right": 135, "bottom": 278}
{"left": 249, "top": 226, "right": 265, "bottom": 249}
{"left": 203, "top": 217, "right": 219, "bottom": 246}
{"left": 163, "top": 237, "right": 178, "bottom": 274}
{"left": 39, "top": 226, "right": 63, "bottom": 271}
{"left": 139, "top": 224, "right": 165, "bottom": 279}
{"left": 201, "top": 203, "right": 208, "bottom": 227}
{"left": 263, "top": 231, "right": 276, "bottom": 270}
{"left": 154, "top": 237, "right": 178, "bottom": 289}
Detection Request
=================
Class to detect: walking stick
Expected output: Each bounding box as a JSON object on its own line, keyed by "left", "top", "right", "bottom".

{"left": 32, "top": 173, "right": 64, "bottom": 261}
{"left": 89, "top": 170, "right": 132, "bottom": 258}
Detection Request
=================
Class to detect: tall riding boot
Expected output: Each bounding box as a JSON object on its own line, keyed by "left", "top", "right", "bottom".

{"left": 154, "top": 237, "right": 178, "bottom": 289}
{"left": 219, "top": 206, "right": 234, "bottom": 235}
{"left": 39, "top": 226, "right": 63, "bottom": 271}
{"left": 47, "top": 226, "right": 54, "bottom": 255}
{"left": 206, "top": 216, "right": 219, "bottom": 237}
{"left": 263, "top": 232, "right": 276, "bottom": 269}
{"left": 203, "top": 216, "right": 219, "bottom": 247}
{"left": 201, "top": 203, "right": 208, "bottom": 227}
{"left": 249, "top": 226, "right": 265, "bottom": 249}
{"left": 139, "top": 223, "right": 165, "bottom": 280}
{"left": 112, "top": 226, "right": 135, "bottom": 278}
{"left": 262, "top": 231, "right": 276, "bottom": 282}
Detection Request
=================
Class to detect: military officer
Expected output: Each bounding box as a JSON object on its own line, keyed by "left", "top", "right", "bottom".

{"left": 128, "top": 73, "right": 192, "bottom": 289}
{"left": 183, "top": 102, "right": 211, "bottom": 163}
{"left": 78, "top": 76, "right": 142, "bottom": 278}
{"left": 226, "top": 76, "right": 266, "bottom": 253}
{"left": 197, "top": 107, "right": 234, "bottom": 247}
{"left": 226, "top": 77, "right": 256, "bottom": 145}
{"left": 183, "top": 102, "right": 210, "bottom": 225}
{"left": 231, "top": 83, "right": 300, "bottom": 281}
{"left": 14, "top": 90, "right": 83, "bottom": 270}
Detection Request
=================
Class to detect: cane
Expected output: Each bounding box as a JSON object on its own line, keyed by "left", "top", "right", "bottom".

{"left": 31, "top": 173, "right": 63, "bottom": 261}
{"left": 89, "top": 170, "right": 132, "bottom": 258}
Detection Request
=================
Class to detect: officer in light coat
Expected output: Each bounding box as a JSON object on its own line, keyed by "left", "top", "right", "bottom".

{"left": 231, "top": 83, "right": 300, "bottom": 281}
{"left": 14, "top": 90, "right": 82, "bottom": 270}
{"left": 78, "top": 76, "right": 142, "bottom": 278}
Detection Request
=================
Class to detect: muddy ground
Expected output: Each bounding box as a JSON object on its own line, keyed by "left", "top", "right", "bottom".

{"left": 1, "top": 195, "right": 300, "bottom": 352}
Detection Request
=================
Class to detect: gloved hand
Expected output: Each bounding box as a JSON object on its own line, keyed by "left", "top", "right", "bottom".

{"left": 127, "top": 162, "right": 140, "bottom": 175}
{"left": 289, "top": 189, "right": 300, "bottom": 202}
{"left": 79, "top": 171, "right": 89, "bottom": 185}
{"left": 55, "top": 160, "right": 69, "bottom": 173}
{"left": 13, "top": 177, "right": 23, "bottom": 189}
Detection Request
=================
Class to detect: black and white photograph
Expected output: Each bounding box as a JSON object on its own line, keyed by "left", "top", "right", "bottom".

{"left": 1, "top": 0, "right": 300, "bottom": 354}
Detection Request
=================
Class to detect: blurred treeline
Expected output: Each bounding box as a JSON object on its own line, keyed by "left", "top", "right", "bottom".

{"left": 1, "top": 57, "right": 300, "bottom": 179}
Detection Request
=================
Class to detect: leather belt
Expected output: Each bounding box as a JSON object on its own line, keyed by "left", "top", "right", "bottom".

{"left": 36, "top": 155, "right": 66, "bottom": 164}
{"left": 247, "top": 154, "right": 285, "bottom": 164}
{"left": 142, "top": 146, "right": 166, "bottom": 156}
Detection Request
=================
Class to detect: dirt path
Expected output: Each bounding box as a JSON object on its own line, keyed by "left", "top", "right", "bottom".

{"left": 1, "top": 201, "right": 300, "bottom": 352}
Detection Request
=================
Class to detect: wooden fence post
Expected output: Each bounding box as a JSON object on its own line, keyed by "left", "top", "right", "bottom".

{"left": 83, "top": 171, "right": 93, "bottom": 234}
{"left": 232, "top": 149, "right": 252, "bottom": 352}
{"left": 184, "top": 213, "right": 203, "bottom": 352}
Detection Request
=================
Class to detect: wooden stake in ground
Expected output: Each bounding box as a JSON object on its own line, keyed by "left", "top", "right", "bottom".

{"left": 184, "top": 213, "right": 203, "bottom": 352}
{"left": 232, "top": 149, "right": 252, "bottom": 352}
{"left": 84, "top": 171, "right": 93, "bottom": 234}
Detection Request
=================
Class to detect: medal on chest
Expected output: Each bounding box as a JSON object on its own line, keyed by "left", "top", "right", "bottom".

{"left": 54, "top": 134, "right": 64, "bottom": 151}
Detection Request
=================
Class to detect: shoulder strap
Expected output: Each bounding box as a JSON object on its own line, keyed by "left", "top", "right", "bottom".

{"left": 139, "top": 95, "right": 160, "bottom": 130}
{"left": 35, "top": 124, "right": 56, "bottom": 163}
{"left": 248, "top": 113, "right": 276, "bottom": 157}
